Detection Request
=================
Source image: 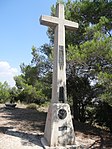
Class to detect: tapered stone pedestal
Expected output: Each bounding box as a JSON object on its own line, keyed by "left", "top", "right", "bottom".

{"left": 41, "top": 103, "right": 77, "bottom": 149}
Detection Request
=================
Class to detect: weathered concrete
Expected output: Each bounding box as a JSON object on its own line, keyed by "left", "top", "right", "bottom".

{"left": 40, "top": 3, "right": 79, "bottom": 148}
{"left": 40, "top": 3, "right": 78, "bottom": 103}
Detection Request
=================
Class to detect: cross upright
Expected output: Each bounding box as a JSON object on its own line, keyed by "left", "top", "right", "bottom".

{"left": 40, "top": 3, "right": 78, "bottom": 103}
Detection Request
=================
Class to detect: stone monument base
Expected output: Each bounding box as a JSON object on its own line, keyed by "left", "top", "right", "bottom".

{"left": 41, "top": 137, "right": 80, "bottom": 149}
{"left": 41, "top": 103, "right": 77, "bottom": 149}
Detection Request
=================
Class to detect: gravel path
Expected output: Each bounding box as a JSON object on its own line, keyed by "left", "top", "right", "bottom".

{"left": 0, "top": 132, "right": 43, "bottom": 149}
{"left": 0, "top": 104, "right": 45, "bottom": 149}
{"left": 0, "top": 104, "right": 112, "bottom": 149}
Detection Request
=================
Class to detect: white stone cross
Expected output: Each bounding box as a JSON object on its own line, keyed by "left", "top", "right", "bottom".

{"left": 40, "top": 3, "right": 78, "bottom": 103}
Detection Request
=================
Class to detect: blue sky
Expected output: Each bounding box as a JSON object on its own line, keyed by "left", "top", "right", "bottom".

{"left": 0, "top": 0, "right": 67, "bottom": 87}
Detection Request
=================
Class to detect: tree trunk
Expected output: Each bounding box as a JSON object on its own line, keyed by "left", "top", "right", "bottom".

{"left": 73, "top": 98, "right": 79, "bottom": 120}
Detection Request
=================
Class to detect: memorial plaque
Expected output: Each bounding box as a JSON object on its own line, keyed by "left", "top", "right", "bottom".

{"left": 59, "top": 125, "right": 67, "bottom": 131}
{"left": 59, "top": 86, "right": 65, "bottom": 103}
{"left": 59, "top": 45, "right": 64, "bottom": 69}
{"left": 58, "top": 108, "right": 67, "bottom": 120}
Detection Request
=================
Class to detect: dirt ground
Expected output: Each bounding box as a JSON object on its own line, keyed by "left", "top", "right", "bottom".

{"left": 0, "top": 103, "right": 112, "bottom": 149}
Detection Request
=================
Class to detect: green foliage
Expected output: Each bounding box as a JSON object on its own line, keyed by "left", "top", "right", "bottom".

{"left": 15, "top": 81, "right": 47, "bottom": 104}
{"left": 14, "top": 46, "right": 52, "bottom": 104}
{"left": 26, "top": 103, "right": 38, "bottom": 110}
{"left": 95, "top": 101, "right": 112, "bottom": 132}
{"left": 65, "top": 0, "right": 112, "bottom": 130}
{"left": 67, "top": 74, "right": 93, "bottom": 122}
{"left": 68, "top": 16, "right": 112, "bottom": 63}
{"left": 9, "top": 87, "right": 19, "bottom": 103}
{"left": 0, "top": 82, "right": 10, "bottom": 103}
{"left": 67, "top": 15, "right": 112, "bottom": 106}
{"left": 98, "top": 72, "right": 112, "bottom": 106}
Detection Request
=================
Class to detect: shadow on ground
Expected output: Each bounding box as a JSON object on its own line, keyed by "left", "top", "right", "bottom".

{"left": 0, "top": 106, "right": 47, "bottom": 132}
{"left": 0, "top": 126, "right": 43, "bottom": 147}
{"left": 0, "top": 105, "right": 47, "bottom": 147}
{"left": 74, "top": 120, "right": 112, "bottom": 149}
{"left": 0, "top": 104, "right": 112, "bottom": 148}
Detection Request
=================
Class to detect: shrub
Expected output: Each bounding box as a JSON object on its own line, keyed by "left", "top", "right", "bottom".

{"left": 26, "top": 103, "right": 38, "bottom": 110}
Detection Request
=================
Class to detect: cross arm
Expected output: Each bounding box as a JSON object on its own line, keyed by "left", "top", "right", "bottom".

{"left": 40, "top": 15, "right": 59, "bottom": 28}
{"left": 64, "top": 20, "right": 79, "bottom": 31}
{"left": 40, "top": 15, "right": 79, "bottom": 31}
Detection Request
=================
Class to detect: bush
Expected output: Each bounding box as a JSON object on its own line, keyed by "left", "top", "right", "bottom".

{"left": 26, "top": 103, "right": 38, "bottom": 110}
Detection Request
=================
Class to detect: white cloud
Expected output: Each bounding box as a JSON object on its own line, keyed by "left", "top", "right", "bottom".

{"left": 0, "top": 61, "right": 19, "bottom": 87}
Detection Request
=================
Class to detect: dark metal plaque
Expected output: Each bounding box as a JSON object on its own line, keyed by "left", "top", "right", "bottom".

{"left": 59, "top": 86, "right": 65, "bottom": 103}
{"left": 58, "top": 109, "right": 67, "bottom": 120}
{"left": 59, "top": 45, "right": 64, "bottom": 69}
{"left": 59, "top": 126, "right": 67, "bottom": 131}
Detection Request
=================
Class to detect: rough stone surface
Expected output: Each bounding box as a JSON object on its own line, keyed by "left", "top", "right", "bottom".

{"left": 43, "top": 103, "right": 75, "bottom": 147}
